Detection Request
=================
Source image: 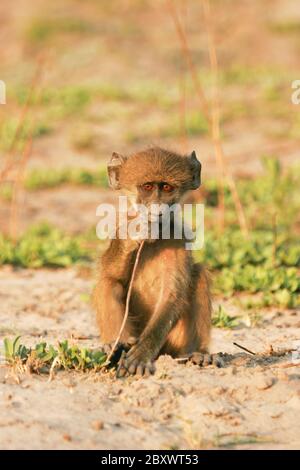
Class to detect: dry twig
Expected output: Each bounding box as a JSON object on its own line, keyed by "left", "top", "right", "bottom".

{"left": 233, "top": 342, "right": 256, "bottom": 356}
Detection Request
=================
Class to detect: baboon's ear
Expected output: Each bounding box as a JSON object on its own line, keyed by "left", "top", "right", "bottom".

{"left": 188, "top": 150, "right": 201, "bottom": 189}
{"left": 107, "top": 152, "right": 127, "bottom": 190}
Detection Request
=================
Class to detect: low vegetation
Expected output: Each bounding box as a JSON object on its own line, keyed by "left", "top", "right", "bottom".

{"left": 212, "top": 306, "right": 238, "bottom": 329}
{"left": 0, "top": 167, "right": 108, "bottom": 200}
{"left": 3, "top": 336, "right": 106, "bottom": 373}
{"left": 0, "top": 224, "right": 92, "bottom": 268}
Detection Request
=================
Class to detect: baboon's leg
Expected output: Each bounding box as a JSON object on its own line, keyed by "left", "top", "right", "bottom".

{"left": 187, "top": 265, "right": 226, "bottom": 367}
{"left": 191, "top": 263, "right": 212, "bottom": 353}
{"left": 163, "top": 263, "right": 212, "bottom": 358}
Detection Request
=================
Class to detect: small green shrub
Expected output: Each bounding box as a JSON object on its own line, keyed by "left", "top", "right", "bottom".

{"left": 3, "top": 337, "right": 106, "bottom": 372}
{"left": 212, "top": 306, "right": 238, "bottom": 329}
{"left": 0, "top": 224, "right": 92, "bottom": 268}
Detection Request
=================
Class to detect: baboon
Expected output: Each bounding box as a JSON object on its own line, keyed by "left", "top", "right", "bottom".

{"left": 93, "top": 147, "right": 217, "bottom": 377}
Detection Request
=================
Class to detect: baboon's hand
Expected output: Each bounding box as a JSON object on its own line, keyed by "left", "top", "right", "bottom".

{"left": 101, "top": 341, "right": 132, "bottom": 366}
{"left": 116, "top": 345, "right": 156, "bottom": 378}
{"left": 121, "top": 237, "right": 142, "bottom": 253}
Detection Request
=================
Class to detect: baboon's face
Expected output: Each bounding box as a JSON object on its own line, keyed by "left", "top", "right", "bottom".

{"left": 107, "top": 147, "right": 201, "bottom": 217}
{"left": 136, "top": 180, "right": 181, "bottom": 208}
{"left": 134, "top": 179, "right": 185, "bottom": 222}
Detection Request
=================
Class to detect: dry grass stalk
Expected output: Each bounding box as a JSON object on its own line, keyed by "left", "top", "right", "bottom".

{"left": 0, "top": 57, "right": 44, "bottom": 182}
{"left": 272, "top": 211, "right": 278, "bottom": 267}
{"left": 202, "top": 0, "right": 248, "bottom": 236}
{"left": 178, "top": 0, "right": 188, "bottom": 152}
{"left": 201, "top": 0, "right": 225, "bottom": 231}
{"left": 9, "top": 136, "right": 33, "bottom": 240}
{"left": 2, "top": 57, "right": 46, "bottom": 239}
{"left": 167, "top": 0, "right": 211, "bottom": 121}
{"left": 179, "top": 71, "right": 188, "bottom": 152}
{"left": 167, "top": 0, "right": 249, "bottom": 237}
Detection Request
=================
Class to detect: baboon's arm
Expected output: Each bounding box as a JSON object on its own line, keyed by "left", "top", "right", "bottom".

{"left": 93, "top": 239, "right": 138, "bottom": 343}
{"left": 94, "top": 276, "right": 128, "bottom": 344}
{"left": 130, "top": 302, "right": 181, "bottom": 358}
{"left": 101, "top": 238, "right": 138, "bottom": 281}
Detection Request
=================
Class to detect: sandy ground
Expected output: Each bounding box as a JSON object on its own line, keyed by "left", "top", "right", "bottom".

{"left": 0, "top": 267, "right": 299, "bottom": 450}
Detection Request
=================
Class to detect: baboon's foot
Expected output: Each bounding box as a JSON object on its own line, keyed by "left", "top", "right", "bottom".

{"left": 188, "top": 352, "right": 226, "bottom": 368}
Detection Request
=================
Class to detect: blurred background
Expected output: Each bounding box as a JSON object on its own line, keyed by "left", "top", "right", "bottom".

{"left": 0, "top": 0, "right": 299, "bottom": 236}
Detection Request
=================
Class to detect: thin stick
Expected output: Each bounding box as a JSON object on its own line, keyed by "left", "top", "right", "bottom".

{"left": 175, "top": 356, "right": 189, "bottom": 363}
{"left": 105, "top": 241, "right": 145, "bottom": 366}
{"left": 233, "top": 342, "right": 256, "bottom": 356}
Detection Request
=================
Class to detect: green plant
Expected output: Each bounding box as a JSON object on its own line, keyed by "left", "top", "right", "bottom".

{"left": 197, "top": 229, "right": 300, "bottom": 307}
{"left": 3, "top": 337, "right": 106, "bottom": 372}
{"left": 212, "top": 306, "right": 238, "bottom": 329}
{"left": 24, "top": 166, "right": 108, "bottom": 191}
{"left": 0, "top": 223, "right": 93, "bottom": 268}
{"left": 0, "top": 183, "right": 13, "bottom": 201}
{"left": 26, "top": 17, "right": 95, "bottom": 45}
{"left": 0, "top": 117, "right": 52, "bottom": 153}
{"left": 269, "top": 21, "right": 300, "bottom": 34}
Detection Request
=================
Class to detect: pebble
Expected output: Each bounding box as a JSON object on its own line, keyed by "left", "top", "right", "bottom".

{"left": 91, "top": 420, "right": 104, "bottom": 431}
{"left": 256, "top": 376, "right": 275, "bottom": 390}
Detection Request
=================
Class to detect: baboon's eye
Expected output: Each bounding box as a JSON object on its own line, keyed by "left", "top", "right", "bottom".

{"left": 142, "top": 182, "right": 154, "bottom": 191}
{"left": 162, "top": 183, "right": 174, "bottom": 193}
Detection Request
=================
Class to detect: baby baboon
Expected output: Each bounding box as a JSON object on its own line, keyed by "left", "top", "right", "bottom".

{"left": 93, "top": 147, "right": 216, "bottom": 377}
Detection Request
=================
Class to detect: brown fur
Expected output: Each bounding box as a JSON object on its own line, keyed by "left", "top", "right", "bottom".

{"left": 93, "top": 147, "right": 211, "bottom": 373}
